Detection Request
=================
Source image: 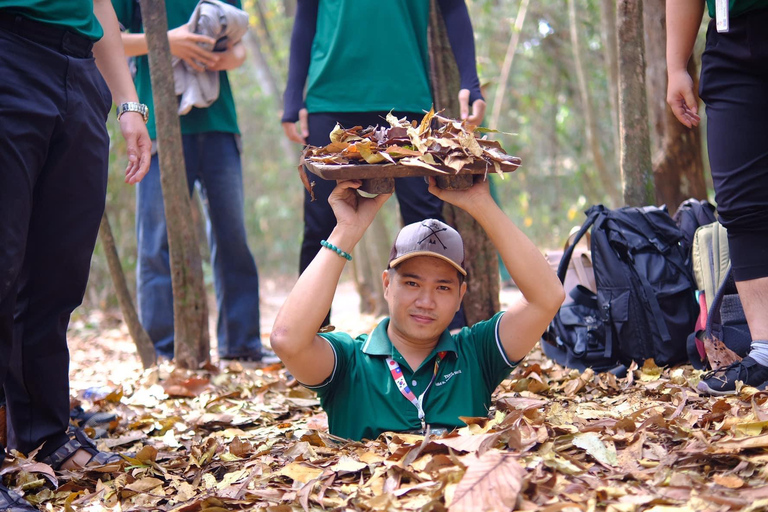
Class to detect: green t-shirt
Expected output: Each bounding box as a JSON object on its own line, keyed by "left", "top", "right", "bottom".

{"left": 306, "top": 0, "right": 433, "bottom": 114}
{"left": 307, "top": 312, "right": 518, "bottom": 441}
{"left": 0, "top": 0, "right": 103, "bottom": 40}
{"left": 706, "top": 0, "right": 768, "bottom": 18}
{"left": 112, "top": 0, "right": 240, "bottom": 139}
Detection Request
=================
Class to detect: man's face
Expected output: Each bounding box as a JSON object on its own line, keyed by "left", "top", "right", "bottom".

{"left": 383, "top": 256, "right": 466, "bottom": 345}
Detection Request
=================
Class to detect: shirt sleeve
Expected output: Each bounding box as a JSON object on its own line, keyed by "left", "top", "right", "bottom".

{"left": 436, "top": 0, "right": 484, "bottom": 104}
{"left": 300, "top": 331, "right": 357, "bottom": 403}
{"left": 281, "top": 0, "right": 319, "bottom": 123}
{"left": 468, "top": 312, "right": 521, "bottom": 391}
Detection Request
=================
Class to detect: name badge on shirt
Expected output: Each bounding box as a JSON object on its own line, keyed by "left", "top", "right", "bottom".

{"left": 716, "top": 0, "right": 729, "bottom": 32}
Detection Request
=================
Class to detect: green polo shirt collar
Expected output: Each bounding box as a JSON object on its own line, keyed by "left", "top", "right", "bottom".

{"left": 361, "top": 318, "right": 457, "bottom": 369}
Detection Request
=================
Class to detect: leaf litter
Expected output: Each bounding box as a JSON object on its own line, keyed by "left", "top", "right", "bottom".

{"left": 300, "top": 109, "right": 521, "bottom": 175}
{"left": 5, "top": 310, "right": 768, "bottom": 511}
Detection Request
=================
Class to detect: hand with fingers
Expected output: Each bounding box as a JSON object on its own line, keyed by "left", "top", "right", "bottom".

{"left": 118, "top": 112, "right": 151, "bottom": 184}
{"left": 282, "top": 107, "right": 309, "bottom": 144}
{"left": 425, "top": 175, "right": 491, "bottom": 215}
{"left": 458, "top": 89, "right": 487, "bottom": 126}
{"left": 328, "top": 180, "right": 392, "bottom": 238}
{"left": 667, "top": 68, "right": 701, "bottom": 128}
{"left": 168, "top": 23, "right": 220, "bottom": 72}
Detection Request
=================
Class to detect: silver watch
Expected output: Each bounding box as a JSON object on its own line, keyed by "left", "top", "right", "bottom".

{"left": 116, "top": 102, "right": 149, "bottom": 123}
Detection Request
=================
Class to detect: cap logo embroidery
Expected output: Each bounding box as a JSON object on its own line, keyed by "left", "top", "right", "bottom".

{"left": 418, "top": 222, "right": 448, "bottom": 250}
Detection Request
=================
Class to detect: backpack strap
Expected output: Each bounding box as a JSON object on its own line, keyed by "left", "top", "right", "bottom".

{"left": 556, "top": 210, "right": 601, "bottom": 284}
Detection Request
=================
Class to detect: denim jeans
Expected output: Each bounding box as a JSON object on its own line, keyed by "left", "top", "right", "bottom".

{"left": 136, "top": 132, "right": 261, "bottom": 359}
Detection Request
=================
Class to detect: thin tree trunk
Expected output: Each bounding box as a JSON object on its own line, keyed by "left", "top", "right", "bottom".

{"left": 429, "top": 0, "right": 499, "bottom": 325}
{"left": 489, "top": 0, "right": 529, "bottom": 131}
{"left": 568, "top": 0, "right": 620, "bottom": 205}
{"left": 242, "top": 29, "right": 296, "bottom": 162}
{"left": 617, "top": 0, "right": 655, "bottom": 206}
{"left": 140, "top": 0, "right": 209, "bottom": 368}
{"left": 99, "top": 212, "right": 156, "bottom": 369}
{"left": 643, "top": 0, "right": 706, "bottom": 213}
{"left": 600, "top": 0, "right": 621, "bottom": 169}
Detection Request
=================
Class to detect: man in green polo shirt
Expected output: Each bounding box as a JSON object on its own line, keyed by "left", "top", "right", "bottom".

{"left": 270, "top": 178, "right": 564, "bottom": 441}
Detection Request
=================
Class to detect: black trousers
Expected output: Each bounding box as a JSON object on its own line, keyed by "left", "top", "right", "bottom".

{"left": 301, "top": 111, "right": 466, "bottom": 329}
{"left": 700, "top": 8, "right": 768, "bottom": 281}
{"left": 0, "top": 15, "right": 111, "bottom": 457}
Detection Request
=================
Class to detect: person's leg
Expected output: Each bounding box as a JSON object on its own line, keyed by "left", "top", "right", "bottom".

{"left": 5, "top": 44, "right": 111, "bottom": 457}
{"left": 196, "top": 132, "right": 263, "bottom": 359}
{"left": 0, "top": 28, "right": 40, "bottom": 441}
{"left": 697, "top": 12, "right": 768, "bottom": 394}
{"left": 135, "top": 150, "right": 176, "bottom": 359}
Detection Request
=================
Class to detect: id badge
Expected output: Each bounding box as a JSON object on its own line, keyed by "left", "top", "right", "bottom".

{"left": 716, "top": 0, "right": 729, "bottom": 33}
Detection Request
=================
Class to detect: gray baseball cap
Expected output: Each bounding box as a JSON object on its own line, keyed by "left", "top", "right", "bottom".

{"left": 388, "top": 219, "right": 466, "bottom": 276}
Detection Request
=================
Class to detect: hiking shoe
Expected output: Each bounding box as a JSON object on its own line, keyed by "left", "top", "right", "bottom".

{"left": 697, "top": 356, "right": 768, "bottom": 396}
{"left": 0, "top": 484, "right": 36, "bottom": 512}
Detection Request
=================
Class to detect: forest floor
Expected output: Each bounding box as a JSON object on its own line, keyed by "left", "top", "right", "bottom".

{"left": 4, "top": 277, "right": 768, "bottom": 511}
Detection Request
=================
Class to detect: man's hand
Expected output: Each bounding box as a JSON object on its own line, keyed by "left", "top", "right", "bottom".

{"left": 426, "top": 175, "right": 491, "bottom": 214}
{"left": 329, "top": 180, "right": 392, "bottom": 237}
{"left": 459, "top": 89, "right": 486, "bottom": 126}
{"left": 207, "top": 42, "right": 246, "bottom": 71}
{"left": 168, "top": 23, "right": 219, "bottom": 72}
{"left": 667, "top": 69, "right": 701, "bottom": 128}
{"left": 119, "top": 112, "right": 151, "bottom": 184}
{"left": 282, "top": 108, "right": 309, "bottom": 144}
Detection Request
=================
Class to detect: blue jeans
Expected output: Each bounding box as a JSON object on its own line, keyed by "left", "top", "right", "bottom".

{"left": 136, "top": 132, "right": 261, "bottom": 359}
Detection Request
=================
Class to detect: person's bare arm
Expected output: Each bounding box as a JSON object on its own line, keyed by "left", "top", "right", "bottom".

{"left": 270, "top": 181, "right": 392, "bottom": 385}
{"left": 666, "top": 0, "right": 705, "bottom": 127}
{"left": 427, "top": 177, "right": 564, "bottom": 362}
{"left": 92, "top": 0, "right": 150, "bottom": 184}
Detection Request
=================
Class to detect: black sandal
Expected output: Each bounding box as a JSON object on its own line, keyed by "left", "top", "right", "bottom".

{"left": 0, "top": 484, "right": 37, "bottom": 512}
{"left": 40, "top": 427, "right": 123, "bottom": 471}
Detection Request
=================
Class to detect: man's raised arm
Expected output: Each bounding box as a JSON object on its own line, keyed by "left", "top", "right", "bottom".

{"left": 270, "top": 181, "right": 391, "bottom": 385}
{"left": 427, "top": 177, "right": 564, "bottom": 363}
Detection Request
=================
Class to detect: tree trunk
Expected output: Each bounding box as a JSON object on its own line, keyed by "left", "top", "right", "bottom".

{"left": 617, "top": 0, "right": 655, "bottom": 206}
{"left": 568, "top": 0, "right": 621, "bottom": 206}
{"left": 489, "top": 0, "right": 530, "bottom": 131}
{"left": 429, "top": 0, "right": 499, "bottom": 325}
{"left": 140, "top": 0, "right": 209, "bottom": 368}
{"left": 99, "top": 212, "right": 156, "bottom": 369}
{"left": 600, "top": 0, "right": 621, "bottom": 170}
{"left": 643, "top": 0, "right": 707, "bottom": 214}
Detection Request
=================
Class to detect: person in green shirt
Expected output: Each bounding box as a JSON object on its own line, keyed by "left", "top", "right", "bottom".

{"left": 113, "top": 0, "right": 270, "bottom": 362}
{"left": 667, "top": 0, "right": 768, "bottom": 394}
{"left": 281, "top": 0, "right": 486, "bottom": 330}
{"left": 270, "top": 177, "right": 564, "bottom": 441}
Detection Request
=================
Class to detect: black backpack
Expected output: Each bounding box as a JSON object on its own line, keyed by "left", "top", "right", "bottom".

{"left": 543, "top": 205, "right": 699, "bottom": 374}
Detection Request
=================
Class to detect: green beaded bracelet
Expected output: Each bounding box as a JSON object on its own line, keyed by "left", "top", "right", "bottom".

{"left": 321, "top": 240, "right": 352, "bottom": 261}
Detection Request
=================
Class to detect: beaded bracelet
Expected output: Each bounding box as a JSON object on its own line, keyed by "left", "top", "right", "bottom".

{"left": 321, "top": 240, "right": 352, "bottom": 261}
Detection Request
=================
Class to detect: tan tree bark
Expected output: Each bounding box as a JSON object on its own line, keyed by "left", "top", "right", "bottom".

{"left": 617, "top": 0, "right": 655, "bottom": 206}
{"left": 600, "top": 0, "right": 621, "bottom": 169}
{"left": 569, "top": 0, "right": 621, "bottom": 205}
{"left": 429, "top": 0, "right": 499, "bottom": 325}
{"left": 489, "top": 0, "right": 530, "bottom": 131}
{"left": 99, "top": 212, "right": 156, "bottom": 368}
{"left": 140, "top": 0, "right": 209, "bottom": 368}
{"left": 643, "top": 0, "right": 706, "bottom": 214}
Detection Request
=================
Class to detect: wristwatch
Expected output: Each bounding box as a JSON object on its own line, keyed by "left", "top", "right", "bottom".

{"left": 116, "top": 102, "right": 149, "bottom": 123}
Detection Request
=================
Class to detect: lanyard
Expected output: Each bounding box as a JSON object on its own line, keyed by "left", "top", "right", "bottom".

{"left": 386, "top": 351, "right": 446, "bottom": 432}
